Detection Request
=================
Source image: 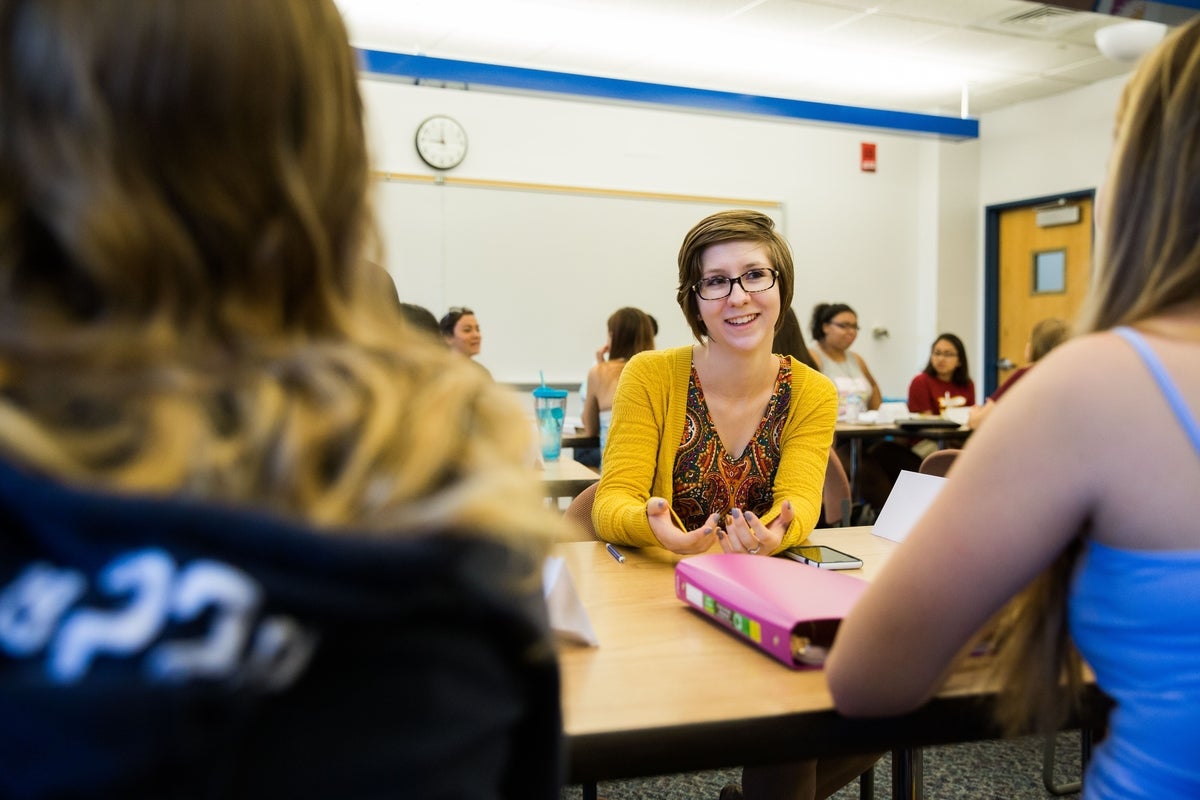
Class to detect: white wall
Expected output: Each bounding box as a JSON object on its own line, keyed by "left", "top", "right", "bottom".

{"left": 362, "top": 78, "right": 954, "bottom": 395}
{"left": 965, "top": 74, "right": 1126, "bottom": 377}
{"left": 979, "top": 75, "right": 1124, "bottom": 208}
{"left": 359, "top": 71, "right": 1128, "bottom": 396}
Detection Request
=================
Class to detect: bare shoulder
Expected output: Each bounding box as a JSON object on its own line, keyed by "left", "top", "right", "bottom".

{"left": 969, "top": 331, "right": 1157, "bottom": 459}
{"left": 1011, "top": 331, "right": 1143, "bottom": 401}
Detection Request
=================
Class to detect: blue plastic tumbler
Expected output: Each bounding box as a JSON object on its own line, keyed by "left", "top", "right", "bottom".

{"left": 532, "top": 386, "right": 569, "bottom": 462}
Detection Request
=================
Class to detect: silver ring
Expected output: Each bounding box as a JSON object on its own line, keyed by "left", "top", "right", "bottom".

{"left": 747, "top": 545, "right": 761, "bottom": 555}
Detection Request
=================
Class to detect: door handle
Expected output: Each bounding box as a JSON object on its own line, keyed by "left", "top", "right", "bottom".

{"left": 996, "top": 358, "right": 1015, "bottom": 370}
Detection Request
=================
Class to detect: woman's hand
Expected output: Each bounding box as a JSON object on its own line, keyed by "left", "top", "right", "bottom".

{"left": 646, "top": 497, "right": 718, "bottom": 554}
{"left": 967, "top": 400, "right": 993, "bottom": 429}
{"left": 719, "top": 501, "right": 794, "bottom": 555}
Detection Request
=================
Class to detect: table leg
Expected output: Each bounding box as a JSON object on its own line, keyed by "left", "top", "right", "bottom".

{"left": 891, "top": 747, "right": 923, "bottom": 800}
{"left": 849, "top": 439, "right": 863, "bottom": 502}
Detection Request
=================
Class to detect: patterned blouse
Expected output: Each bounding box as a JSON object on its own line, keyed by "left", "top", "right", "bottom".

{"left": 672, "top": 357, "right": 792, "bottom": 530}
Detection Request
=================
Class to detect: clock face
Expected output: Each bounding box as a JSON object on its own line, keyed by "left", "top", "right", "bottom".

{"left": 415, "top": 115, "right": 468, "bottom": 170}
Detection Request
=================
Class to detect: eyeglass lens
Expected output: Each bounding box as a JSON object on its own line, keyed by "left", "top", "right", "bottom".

{"left": 695, "top": 269, "right": 776, "bottom": 300}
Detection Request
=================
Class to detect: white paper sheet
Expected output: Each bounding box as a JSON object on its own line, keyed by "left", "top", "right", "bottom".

{"left": 872, "top": 470, "right": 947, "bottom": 543}
{"left": 543, "top": 556, "right": 599, "bottom": 646}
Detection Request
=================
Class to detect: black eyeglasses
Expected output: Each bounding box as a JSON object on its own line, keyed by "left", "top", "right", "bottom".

{"left": 828, "top": 321, "right": 860, "bottom": 331}
{"left": 693, "top": 269, "right": 777, "bottom": 300}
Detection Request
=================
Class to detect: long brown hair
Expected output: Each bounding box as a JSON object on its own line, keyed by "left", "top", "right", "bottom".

{"left": 0, "top": 0, "right": 556, "bottom": 554}
{"left": 987, "top": 16, "right": 1200, "bottom": 736}
{"left": 1081, "top": 19, "right": 1200, "bottom": 333}
{"left": 772, "top": 307, "right": 817, "bottom": 369}
{"left": 607, "top": 307, "right": 655, "bottom": 361}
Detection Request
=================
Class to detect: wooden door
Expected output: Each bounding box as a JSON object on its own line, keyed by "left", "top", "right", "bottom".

{"left": 995, "top": 197, "right": 1093, "bottom": 389}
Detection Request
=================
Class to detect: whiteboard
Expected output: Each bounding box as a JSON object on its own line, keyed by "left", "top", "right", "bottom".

{"left": 372, "top": 177, "right": 783, "bottom": 385}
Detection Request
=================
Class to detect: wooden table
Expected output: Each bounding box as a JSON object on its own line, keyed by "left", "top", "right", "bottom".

{"left": 835, "top": 422, "right": 973, "bottom": 501}
{"left": 562, "top": 432, "right": 600, "bottom": 450}
{"left": 539, "top": 456, "right": 600, "bottom": 500}
{"left": 556, "top": 527, "right": 1103, "bottom": 798}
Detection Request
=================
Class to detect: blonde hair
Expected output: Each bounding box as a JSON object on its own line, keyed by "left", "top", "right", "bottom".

{"left": 1028, "top": 318, "right": 1070, "bottom": 363}
{"left": 987, "top": 16, "right": 1200, "bottom": 736}
{"left": 0, "top": 0, "right": 557, "bottom": 559}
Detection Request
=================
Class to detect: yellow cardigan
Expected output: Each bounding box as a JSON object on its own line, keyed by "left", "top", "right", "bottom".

{"left": 592, "top": 346, "right": 837, "bottom": 552}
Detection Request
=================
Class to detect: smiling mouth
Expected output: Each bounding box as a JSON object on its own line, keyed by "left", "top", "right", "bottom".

{"left": 726, "top": 314, "right": 758, "bottom": 326}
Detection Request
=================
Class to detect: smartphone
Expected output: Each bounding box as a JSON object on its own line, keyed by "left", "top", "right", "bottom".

{"left": 782, "top": 545, "right": 863, "bottom": 570}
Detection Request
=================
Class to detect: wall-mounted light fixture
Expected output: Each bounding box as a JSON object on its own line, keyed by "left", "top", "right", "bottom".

{"left": 1094, "top": 20, "right": 1167, "bottom": 62}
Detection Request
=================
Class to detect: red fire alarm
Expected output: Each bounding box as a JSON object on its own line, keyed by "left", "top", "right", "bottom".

{"left": 861, "top": 142, "right": 877, "bottom": 173}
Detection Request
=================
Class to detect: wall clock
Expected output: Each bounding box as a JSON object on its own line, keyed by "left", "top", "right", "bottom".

{"left": 414, "top": 115, "right": 468, "bottom": 170}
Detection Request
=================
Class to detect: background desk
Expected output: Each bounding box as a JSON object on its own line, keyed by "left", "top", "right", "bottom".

{"left": 835, "top": 423, "right": 973, "bottom": 500}
{"left": 539, "top": 456, "right": 600, "bottom": 500}
{"left": 562, "top": 432, "right": 600, "bottom": 450}
{"left": 556, "top": 528, "right": 1103, "bottom": 798}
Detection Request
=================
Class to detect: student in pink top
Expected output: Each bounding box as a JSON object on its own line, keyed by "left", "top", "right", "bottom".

{"left": 969, "top": 318, "right": 1069, "bottom": 429}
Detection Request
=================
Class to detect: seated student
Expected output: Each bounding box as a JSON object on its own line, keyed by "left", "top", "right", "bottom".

{"left": 827, "top": 19, "right": 1200, "bottom": 800}
{"left": 581, "top": 307, "right": 656, "bottom": 461}
{"left": 907, "top": 333, "right": 976, "bottom": 415}
{"left": 399, "top": 302, "right": 441, "bottom": 338}
{"left": 440, "top": 306, "right": 491, "bottom": 378}
{"left": 970, "top": 318, "right": 1069, "bottom": 428}
{"left": 808, "top": 302, "right": 882, "bottom": 418}
{"left": 0, "top": 2, "right": 562, "bottom": 797}
{"left": 808, "top": 303, "right": 903, "bottom": 511}
{"left": 594, "top": 209, "right": 870, "bottom": 800}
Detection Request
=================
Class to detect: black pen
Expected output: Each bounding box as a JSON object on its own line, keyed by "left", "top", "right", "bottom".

{"left": 605, "top": 543, "right": 626, "bottom": 564}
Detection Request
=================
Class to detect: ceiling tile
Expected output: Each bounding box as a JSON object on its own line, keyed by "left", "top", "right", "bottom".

{"left": 336, "top": 0, "right": 1174, "bottom": 119}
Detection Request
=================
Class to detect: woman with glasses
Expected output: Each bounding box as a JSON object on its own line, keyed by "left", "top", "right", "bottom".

{"left": 593, "top": 210, "right": 869, "bottom": 800}
{"left": 907, "top": 333, "right": 976, "bottom": 415}
{"left": 808, "top": 303, "right": 882, "bottom": 417}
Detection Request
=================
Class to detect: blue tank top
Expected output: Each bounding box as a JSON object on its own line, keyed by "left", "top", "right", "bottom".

{"left": 1068, "top": 327, "right": 1200, "bottom": 799}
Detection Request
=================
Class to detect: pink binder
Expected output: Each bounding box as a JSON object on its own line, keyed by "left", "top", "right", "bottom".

{"left": 674, "top": 553, "right": 868, "bottom": 669}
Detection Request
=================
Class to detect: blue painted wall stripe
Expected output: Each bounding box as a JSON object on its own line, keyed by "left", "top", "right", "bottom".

{"left": 358, "top": 50, "right": 979, "bottom": 140}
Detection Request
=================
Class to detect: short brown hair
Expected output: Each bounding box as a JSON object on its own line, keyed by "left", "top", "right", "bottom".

{"left": 675, "top": 210, "right": 794, "bottom": 342}
{"left": 1028, "top": 318, "right": 1069, "bottom": 362}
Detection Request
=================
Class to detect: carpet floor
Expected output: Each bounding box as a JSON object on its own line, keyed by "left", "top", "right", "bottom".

{"left": 561, "top": 731, "right": 1083, "bottom": 800}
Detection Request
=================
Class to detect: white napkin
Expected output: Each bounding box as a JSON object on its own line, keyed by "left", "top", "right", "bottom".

{"left": 543, "top": 556, "right": 599, "bottom": 646}
{"left": 872, "top": 470, "right": 947, "bottom": 542}
{"left": 877, "top": 401, "right": 910, "bottom": 424}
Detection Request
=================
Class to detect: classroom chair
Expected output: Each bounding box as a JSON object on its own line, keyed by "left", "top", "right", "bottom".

{"left": 917, "top": 448, "right": 963, "bottom": 478}
{"left": 562, "top": 482, "right": 600, "bottom": 541}
{"left": 821, "top": 447, "right": 853, "bottom": 527}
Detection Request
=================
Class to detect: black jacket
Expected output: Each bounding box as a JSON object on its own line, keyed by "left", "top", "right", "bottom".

{"left": 0, "top": 458, "right": 562, "bottom": 799}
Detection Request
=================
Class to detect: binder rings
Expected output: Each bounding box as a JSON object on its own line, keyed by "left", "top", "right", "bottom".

{"left": 675, "top": 553, "right": 868, "bottom": 669}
